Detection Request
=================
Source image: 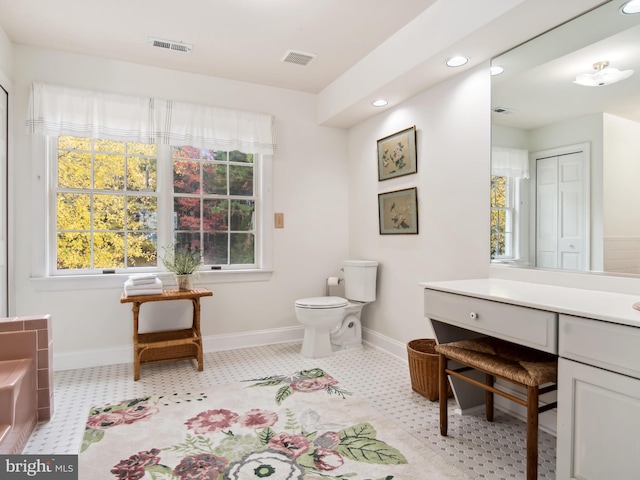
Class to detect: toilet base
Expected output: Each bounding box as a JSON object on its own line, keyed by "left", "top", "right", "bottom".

{"left": 300, "top": 316, "right": 363, "bottom": 358}
{"left": 300, "top": 327, "right": 334, "bottom": 358}
{"left": 300, "top": 334, "right": 363, "bottom": 358}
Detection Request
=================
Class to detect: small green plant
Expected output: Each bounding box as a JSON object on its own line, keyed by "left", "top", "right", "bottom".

{"left": 160, "top": 245, "right": 202, "bottom": 275}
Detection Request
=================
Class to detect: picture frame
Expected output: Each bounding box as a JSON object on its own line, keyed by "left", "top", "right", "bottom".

{"left": 378, "top": 187, "right": 418, "bottom": 235}
{"left": 377, "top": 126, "right": 417, "bottom": 181}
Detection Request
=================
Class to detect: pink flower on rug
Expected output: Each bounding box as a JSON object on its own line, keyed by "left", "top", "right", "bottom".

{"left": 173, "top": 453, "right": 227, "bottom": 480}
{"left": 267, "top": 432, "right": 310, "bottom": 458}
{"left": 313, "top": 447, "right": 344, "bottom": 471}
{"left": 120, "top": 404, "right": 160, "bottom": 424}
{"left": 185, "top": 409, "right": 239, "bottom": 434}
{"left": 237, "top": 408, "right": 278, "bottom": 429}
{"left": 86, "top": 411, "right": 125, "bottom": 430}
{"left": 291, "top": 374, "right": 338, "bottom": 393}
{"left": 111, "top": 448, "right": 161, "bottom": 480}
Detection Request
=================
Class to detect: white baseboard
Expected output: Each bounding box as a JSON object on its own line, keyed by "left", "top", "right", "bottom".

{"left": 362, "top": 327, "right": 408, "bottom": 363}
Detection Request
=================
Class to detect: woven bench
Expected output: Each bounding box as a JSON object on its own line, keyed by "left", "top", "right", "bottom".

{"left": 435, "top": 337, "right": 558, "bottom": 480}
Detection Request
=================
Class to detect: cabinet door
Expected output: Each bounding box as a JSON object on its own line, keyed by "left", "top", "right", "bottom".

{"left": 557, "top": 358, "right": 640, "bottom": 479}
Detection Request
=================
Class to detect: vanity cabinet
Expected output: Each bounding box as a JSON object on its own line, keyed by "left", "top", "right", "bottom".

{"left": 556, "top": 314, "right": 640, "bottom": 479}
{"left": 421, "top": 278, "right": 640, "bottom": 478}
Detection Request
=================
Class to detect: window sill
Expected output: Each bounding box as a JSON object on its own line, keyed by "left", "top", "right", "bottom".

{"left": 30, "top": 269, "right": 273, "bottom": 292}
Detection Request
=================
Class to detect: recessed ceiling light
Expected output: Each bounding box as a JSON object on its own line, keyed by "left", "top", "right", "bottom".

{"left": 621, "top": 0, "right": 640, "bottom": 14}
{"left": 372, "top": 99, "right": 388, "bottom": 107}
{"left": 490, "top": 65, "right": 505, "bottom": 76}
{"left": 446, "top": 56, "right": 469, "bottom": 67}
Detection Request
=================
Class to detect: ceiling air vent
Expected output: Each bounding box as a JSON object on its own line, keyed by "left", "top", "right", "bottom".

{"left": 148, "top": 37, "right": 193, "bottom": 54}
{"left": 281, "top": 49, "right": 317, "bottom": 66}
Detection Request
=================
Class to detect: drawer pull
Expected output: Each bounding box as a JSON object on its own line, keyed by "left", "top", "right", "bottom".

{"left": 469, "top": 312, "right": 478, "bottom": 320}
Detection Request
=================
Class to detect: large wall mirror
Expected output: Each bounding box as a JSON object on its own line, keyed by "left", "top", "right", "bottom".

{"left": 491, "top": 0, "right": 640, "bottom": 276}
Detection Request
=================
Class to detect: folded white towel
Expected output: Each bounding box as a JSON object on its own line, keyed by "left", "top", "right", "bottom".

{"left": 124, "top": 277, "right": 163, "bottom": 295}
{"left": 128, "top": 273, "right": 158, "bottom": 286}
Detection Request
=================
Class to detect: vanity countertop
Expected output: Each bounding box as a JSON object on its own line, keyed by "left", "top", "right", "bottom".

{"left": 420, "top": 278, "right": 640, "bottom": 328}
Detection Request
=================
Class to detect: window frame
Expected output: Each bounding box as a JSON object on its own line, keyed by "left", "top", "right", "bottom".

{"left": 30, "top": 136, "right": 273, "bottom": 290}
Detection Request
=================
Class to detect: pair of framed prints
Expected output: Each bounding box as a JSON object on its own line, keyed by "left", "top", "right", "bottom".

{"left": 376, "top": 126, "right": 418, "bottom": 235}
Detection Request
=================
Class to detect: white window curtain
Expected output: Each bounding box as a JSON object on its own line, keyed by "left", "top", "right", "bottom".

{"left": 491, "top": 146, "right": 529, "bottom": 179}
{"left": 25, "top": 82, "right": 276, "bottom": 154}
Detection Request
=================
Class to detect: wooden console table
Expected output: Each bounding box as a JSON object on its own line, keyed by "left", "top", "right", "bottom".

{"left": 120, "top": 288, "right": 213, "bottom": 380}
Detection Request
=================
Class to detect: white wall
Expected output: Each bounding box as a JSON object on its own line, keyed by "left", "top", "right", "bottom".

{"left": 11, "top": 46, "right": 350, "bottom": 367}
{"left": 603, "top": 114, "right": 640, "bottom": 237}
{"left": 0, "top": 27, "right": 12, "bottom": 81}
{"left": 346, "top": 64, "right": 492, "bottom": 345}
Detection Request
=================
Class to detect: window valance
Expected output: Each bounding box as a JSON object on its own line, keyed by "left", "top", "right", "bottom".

{"left": 26, "top": 82, "right": 276, "bottom": 155}
{"left": 491, "top": 146, "right": 529, "bottom": 179}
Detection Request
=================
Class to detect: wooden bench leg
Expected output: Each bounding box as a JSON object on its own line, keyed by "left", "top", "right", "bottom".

{"left": 439, "top": 353, "right": 448, "bottom": 436}
{"left": 526, "top": 385, "right": 539, "bottom": 480}
{"left": 485, "top": 373, "right": 494, "bottom": 422}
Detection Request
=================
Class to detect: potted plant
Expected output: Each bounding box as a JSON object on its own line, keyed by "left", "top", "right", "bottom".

{"left": 160, "top": 245, "right": 202, "bottom": 291}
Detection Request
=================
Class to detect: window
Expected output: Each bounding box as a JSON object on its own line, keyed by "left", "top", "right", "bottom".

{"left": 51, "top": 136, "right": 264, "bottom": 276}
{"left": 171, "top": 146, "right": 256, "bottom": 267}
{"left": 490, "top": 175, "right": 514, "bottom": 260}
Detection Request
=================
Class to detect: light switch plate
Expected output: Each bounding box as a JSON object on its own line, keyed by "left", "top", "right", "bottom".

{"left": 274, "top": 212, "right": 284, "bottom": 228}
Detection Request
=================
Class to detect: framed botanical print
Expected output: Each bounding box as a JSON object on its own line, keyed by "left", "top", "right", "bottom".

{"left": 378, "top": 187, "right": 418, "bottom": 235}
{"left": 377, "top": 126, "right": 417, "bottom": 181}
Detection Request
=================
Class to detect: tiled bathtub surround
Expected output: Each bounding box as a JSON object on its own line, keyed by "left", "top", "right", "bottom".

{"left": 0, "top": 315, "right": 54, "bottom": 422}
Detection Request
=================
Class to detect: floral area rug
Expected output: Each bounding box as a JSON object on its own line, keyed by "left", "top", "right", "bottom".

{"left": 79, "top": 368, "right": 469, "bottom": 479}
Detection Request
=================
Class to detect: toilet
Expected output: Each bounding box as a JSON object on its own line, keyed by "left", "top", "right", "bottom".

{"left": 295, "top": 260, "right": 378, "bottom": 358}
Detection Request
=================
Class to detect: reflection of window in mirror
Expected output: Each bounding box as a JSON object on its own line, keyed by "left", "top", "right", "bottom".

{"left": 490, "top": 175, "right": 513, "bottom": 260}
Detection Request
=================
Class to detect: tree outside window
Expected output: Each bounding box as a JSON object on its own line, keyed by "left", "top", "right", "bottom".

{"left": 490, "top": 175, "right": 514, "bottom": 259}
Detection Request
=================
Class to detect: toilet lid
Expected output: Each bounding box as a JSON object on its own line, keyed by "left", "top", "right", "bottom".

{"left": 295, "top": 296, "right": 348, "bottom": 309}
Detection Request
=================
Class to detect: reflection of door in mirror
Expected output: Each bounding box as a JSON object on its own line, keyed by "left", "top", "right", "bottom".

{"left": 533, "top": 145, "right": 589, "bottom": 270}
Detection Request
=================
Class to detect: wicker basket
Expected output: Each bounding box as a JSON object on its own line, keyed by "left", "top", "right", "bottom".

{"left": 407, "top": 338, "right": 452, "bottom": 401}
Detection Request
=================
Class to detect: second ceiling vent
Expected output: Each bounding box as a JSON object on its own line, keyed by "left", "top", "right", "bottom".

{"left": 149, "top": 37, "right": 193, "bottom": 54}
{"left": 281, "top": 49, "right": 317, "bottom": 66}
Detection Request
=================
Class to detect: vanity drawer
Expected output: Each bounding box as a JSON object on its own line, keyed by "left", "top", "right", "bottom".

{"left": 424, "top": 289, "right": 558, "bottom": 353}
{"left": 559, "top": 314, "right": 640, "bottom": 379}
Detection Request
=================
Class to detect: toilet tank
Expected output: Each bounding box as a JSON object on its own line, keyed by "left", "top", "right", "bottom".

{"left": 343, "top": 260, "right": 378, "bottom": 302}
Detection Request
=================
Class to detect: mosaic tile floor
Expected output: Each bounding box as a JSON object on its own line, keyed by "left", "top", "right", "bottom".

{"left": 23, "top": 342, "right": 556, "bottom": 479}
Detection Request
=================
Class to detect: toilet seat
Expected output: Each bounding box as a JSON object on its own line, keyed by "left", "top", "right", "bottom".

{"left": 295, "top": 296, "right": 348, "bottom": 309}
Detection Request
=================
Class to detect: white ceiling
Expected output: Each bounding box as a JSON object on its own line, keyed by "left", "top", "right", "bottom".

{"left": 0, "top": 0, "right": 611, "bottom": 128}
{"left": 0, "top": 0, "right": 438, "bottom": 93}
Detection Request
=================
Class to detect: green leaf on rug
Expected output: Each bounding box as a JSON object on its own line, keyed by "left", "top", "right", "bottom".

{"left": 145, "top": 464, "right": 175, "bottom": 480}
{"left": 337, "top": 423, "right": 408, "bottom": 465}
{"left": 214, "top": 434, "right": 264, "bottom": 462}
{"left": 299, "top": 368, "right": 326, "bottom": 378}
{"left": 80, "top": 428, "right": 104, "bottom": 452}
{"left": 275, "top": 384, "right": 293, "bottom": 405}
{"left": 246, "top": 379, "right": 284, "bottom": 388}
{"left": 164, "top": 433, "right": 215, "bottom": 455}
{"left": 257, "top": 426, "right": 276, "bottom": 445}
{"left": 284, "top": 408, "right": 300, "bottom": 431}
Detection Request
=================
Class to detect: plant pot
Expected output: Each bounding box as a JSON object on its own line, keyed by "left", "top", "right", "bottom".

{"left": 175, "top": 274, "right": 193, "bottom": 291}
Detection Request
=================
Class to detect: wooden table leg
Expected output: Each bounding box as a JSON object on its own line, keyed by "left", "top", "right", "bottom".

{"left": 193, "top": 298, "right": 203, "bottom": 371}
{"left": 132, "top": 302, "right": 141, "bottom": 381}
